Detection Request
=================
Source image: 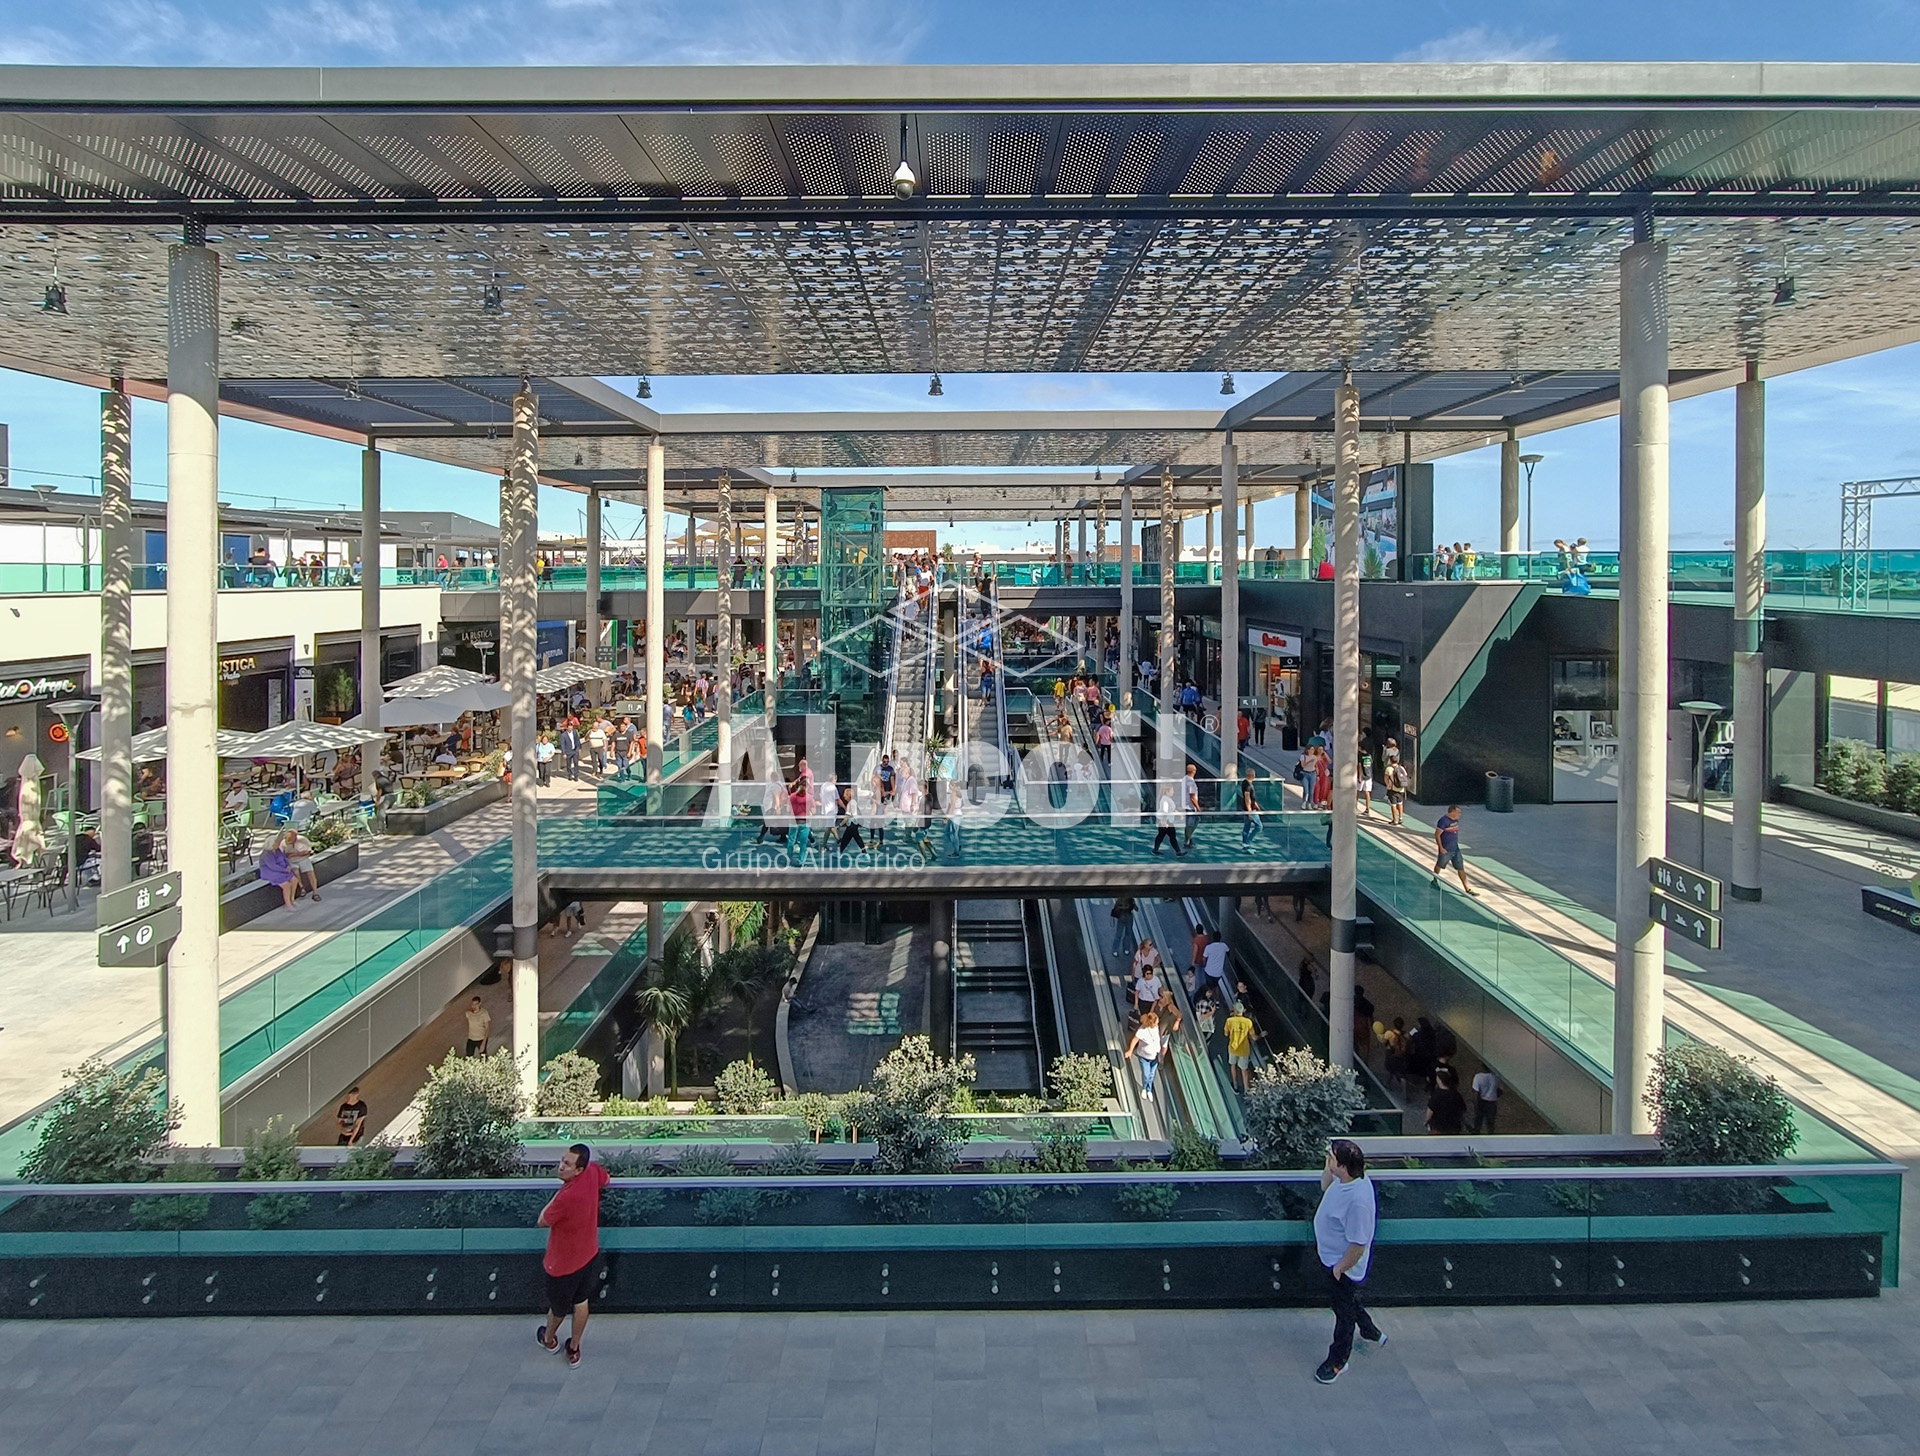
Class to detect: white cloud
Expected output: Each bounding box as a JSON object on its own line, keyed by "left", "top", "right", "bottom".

{"left": 1395, "top": 26, "right": 1561, "bottom": 63}
{"left": 5, "top": 0, "right": 923, "bottom": 66}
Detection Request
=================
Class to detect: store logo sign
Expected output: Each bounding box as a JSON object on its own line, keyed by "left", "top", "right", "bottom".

{"left": 0, "top": 675, "right": 79, "bottom": 703}
{"left": 218, "top": 655, "right": 258, "bottom": 680}
{"left": 1248, "top": 628, "right": 1301, "bottom": 654}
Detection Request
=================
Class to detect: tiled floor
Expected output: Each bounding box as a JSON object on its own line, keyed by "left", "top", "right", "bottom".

{"left": 7, "top": 1296, "right": 1920, "bottom": 1455}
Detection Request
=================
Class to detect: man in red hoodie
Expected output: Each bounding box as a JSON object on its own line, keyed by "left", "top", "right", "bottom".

{"left": 535, "top": 1143, "right": 609, "bottom": 1367}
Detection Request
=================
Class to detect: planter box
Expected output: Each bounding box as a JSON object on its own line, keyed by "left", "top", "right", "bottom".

{"left": 1776, "top": 783, "right": 1920, "bottom": 844}
{"left": 219, "top": 842, "right": 359, "bottom": 931}
{"left": 384, "top": 776, "right": 507, "bottom": 835}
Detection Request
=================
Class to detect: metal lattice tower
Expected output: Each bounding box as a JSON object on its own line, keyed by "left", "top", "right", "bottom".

{"left": 1839, "top": 476, "right": 1920, "bottom": 608}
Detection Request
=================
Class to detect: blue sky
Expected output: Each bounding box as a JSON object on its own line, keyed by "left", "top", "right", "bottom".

{"left": 2, "top": 1, "right": 1917, "bottom": 550}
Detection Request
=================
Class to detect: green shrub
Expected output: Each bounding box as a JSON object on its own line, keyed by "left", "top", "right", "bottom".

{"left": 1442, "top": 1181, "right": 1498, "bottom": 1218}
{"left": 1547, "top": 1180, "right": 1603, "bottom": 1215}
{"left": 534, "top": 1051, "right": 602, "bottom": 1117}
{"left": 974, "top": 1156, "right": 1041, "bottom": 1221}
{"left": 696, "top": 1186, "right": 763, "bottom": 1225}
{"left": 130, "top": 1158, "right": 216, "bottom": 1231}
{"left": 713, "top": 1059, "right": 779, "bottom": 1115}
{"left": 21, "top": 1059, "right": 180, "bottom": 1184}
{"left": 1168, "top": 1122, "right": 1222, "bottom": 1172}
{"left": 1241, "top": 1048, "right": 1368, "bottom": 1169}
{"left": 416, "top": 1048, "right": 526, "bottom": 1179}
{"left": 791, "top": 1092, "right": 839, "bottom": 1142}
{"left": 1115, "top": 1180, "right": 1182, "bottom": 1221}
{"left": 238, "top": 1118, "right": 310, "bottom": 1230}
{"left": 1885, "top": 753, "right": 1920, "bottom": 814}
{"left": 331, "top": 1136, "right": 398, "bottom": 1182}
{"left": 1855, "top": 747, "right": 1891, "bottom": 805}
{"left": 1032, "top": 1127, "right": 1089, "bottom": 1180}
{"left": 600, "top": 1094, "right": 672, "bottom": 1118}
{"left": 671, "top": 1146, "right": 736, "bottom": 1178}
{"left": 864, "top": 1035, "right": 977, "bottom": 1176}
{"left": 1047, "top": 1054, "right": 1113, "bottom": 1112}
{"left": 1647, "top": 1042, "right": 1798, "bottom": 1166}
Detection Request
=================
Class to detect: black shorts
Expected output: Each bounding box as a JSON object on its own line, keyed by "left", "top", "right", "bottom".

{"left": 545, "top": 1260, "right": 595, "bottom": 1315}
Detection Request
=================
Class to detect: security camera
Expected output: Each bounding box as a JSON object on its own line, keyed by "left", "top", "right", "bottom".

{"left": 892, "top": 160, "right": 917, "bottom": 200}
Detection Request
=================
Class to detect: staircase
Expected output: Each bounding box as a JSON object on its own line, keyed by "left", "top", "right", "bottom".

{"left": 953, "top": 898, "right": 1042, "bottom": 1092}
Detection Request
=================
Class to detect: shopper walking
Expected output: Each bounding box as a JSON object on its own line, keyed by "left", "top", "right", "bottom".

{"left": 1238, "top": 767, "right": 1261, "bottom": 850}
{"left": 535, "top": 1143, "right": 609, "bottom": 1369}
{"left": 1180, "top": 761, "right": 1202, "bottom": 851}
{"left": 1313, "top": 1139, "right": 1384, "bottom": 1384}
{"left": 1151, "top": 785, "right": 1183, "bottom": 856}
{"left": 335, "top": 1085, "right": 369, "bottom": 1146}
{"left": 1109, "top": 895, "right": 1137, "bottom": 959}
{"left": 1125, "top": 1009, "right": 1164, "bottom": 1102}
{"left": 1430, "top": 804, "right": 1479, "bottom": 896}
{"left": 557, "top": 719, "right": 581, "bottom": 780}
{"left": 584, "top": 719, "right": 607, "bottom": 778}
{"left": 534, "top": 731, "right": 555, "bottom": 787}
{"left": 464, "top": 996, "right": 492, "bottom": 1055}
{"left": 1383, "top": 757, "right": 1409, "bottom": 826}
{"left": 1223, "top": 1000, "right": 1257, "bottom": 1094}
{"left": 1471, "top": 1066, "right": 1500, "bottom": 1133}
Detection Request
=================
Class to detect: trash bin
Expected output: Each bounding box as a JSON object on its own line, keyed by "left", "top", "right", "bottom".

{"left": 1484, "top": 771, "right": 1515, "bottom": 813}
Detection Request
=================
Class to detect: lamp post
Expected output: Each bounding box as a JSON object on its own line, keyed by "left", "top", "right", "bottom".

{"left": 48, "top": 696, "right": 100, "bottom": 915}
{"left": 1679, "top": 699, "right": 1725, "bottom": 870}
{"left": 1520, "top": 453, "right": 1544, "bottom": 567}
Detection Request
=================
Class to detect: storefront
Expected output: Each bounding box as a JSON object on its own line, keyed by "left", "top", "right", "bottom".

{"left": 1551, "top": 656, "right": 1620, "bottom": 802}
{"left": 1247, "top": 627, "right": 1303, "bottom": 748}
{"left": 0, "top": 658, "right": 91, "bottom": 802}
{"left": 312, "top": 638, "right": 362, "bottom": 723}
{"left": 216, "top": 646, "right": 293, "bottom": 733}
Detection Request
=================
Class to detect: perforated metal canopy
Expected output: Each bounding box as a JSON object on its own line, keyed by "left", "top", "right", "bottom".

{"left": 1, "top": 63, "right": 1920, "bottom": 382}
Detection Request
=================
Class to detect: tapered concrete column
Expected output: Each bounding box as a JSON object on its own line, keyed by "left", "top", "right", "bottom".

{"left": 505, "top": 385, "right": 541, "bottom": 1100}
{"left": 1613, "top": 230, "right": 1671, "bottom": 1135}
{"left": 645, "top": 438, "right": 666, "bottom": 789}
{"left": 714, "top": 471, "right": 734, "bottom": 818}
{"left": 764, "top": 484, "right": 779, "bottom": 718}
{"left": 1157, "top": 467, "right": 1177, "bottom": 787}
{"left": 1077, "top": 510, "right": 1088, "bottom": 660}
{"left": 1499, "top": 430, "right": 1521, "bottom": 577}
{"left": 164, "top": 234, "right": 222, "bottom": 1147}
{"left": 1219, "top": 434, "right": 1239, "bottom": 791}
{"left": 584, "top": 487, "right": 602, "bottom": 706}
{"left": 1243, "top": 495, "right": 1254, "bottom": 558}
{"left": 1326, "top": 381, "right": 1363, "bottom": 1069}
{"left": 1204, "top": 507, "right": 1215, "bottom": 576}
{"left": 359, "top": 444, "right": 382, "bottom": 799}
{"left": 1118, "top": 485, "right": 1134, "bottom": 706}
{"left": 98, "top": 385, "right": 133, "bottom": 898}
{"left": 1294, "top": 485, "right": 1311, "bottom": 571}
{"left": 1732, "top": 360, "right": 1766, "bottom": 902}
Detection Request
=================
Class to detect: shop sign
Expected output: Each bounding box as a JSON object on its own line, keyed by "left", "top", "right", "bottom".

{"left": 218, "top": 654, "right": 257, "bottom": 680}
{"left": 1247, "top": 628, "right": 1301, "bottom": 655}
{"left": 0, "top": 674, "right": 80, "bottom": 704}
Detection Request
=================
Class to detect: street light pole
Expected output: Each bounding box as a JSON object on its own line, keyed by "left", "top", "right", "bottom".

{"left": 1520, "top": 453, "right": 1544, "bottom": 566}
{"left": 48, "top": 696, "right": 100, "bottom": 915}
{"left": 1680, "top": 699, "right": 1724, "bottom": 869}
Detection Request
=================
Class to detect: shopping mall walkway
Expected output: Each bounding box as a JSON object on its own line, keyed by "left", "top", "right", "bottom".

{"left": 8, "top": 1292, "right": 1919, "bottom": 1455}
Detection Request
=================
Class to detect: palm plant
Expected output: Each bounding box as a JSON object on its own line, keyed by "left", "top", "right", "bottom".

{"left": 633, "top": 979, "right": 692, "bottom": 1096}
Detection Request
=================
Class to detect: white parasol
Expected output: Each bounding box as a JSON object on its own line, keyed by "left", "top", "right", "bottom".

{"left": 242, "top": 719, "right": 389, "bottom": 759}
{"left": 378, "top": 681, "right": 514, "bottom": 727}
{"left": 384, "top": 665, "right": 494, "bottom": 699}
{"left": 76, "top": 726, "right": 265, "bottom": 764}
{"left": 534, "top": 661, "right": 612, "bottom": 694}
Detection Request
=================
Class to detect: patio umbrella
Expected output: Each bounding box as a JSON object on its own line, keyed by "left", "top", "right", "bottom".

{"left": 242, "top": 720, "right": 388, "bottom": 758}
{"left": 384, "top": 665, "right": 494, "bottom": 699}
{"left": 378, "top": 681, "right": 514, "bottom": 727}
{"left": 75, "top": 726, "right": 264, "bottom": 764}
{"left": 534, "top": 661, "right": 612, "bottom": 694}
{"left": 11, "top": 752, "right": 45, "bottom": 865}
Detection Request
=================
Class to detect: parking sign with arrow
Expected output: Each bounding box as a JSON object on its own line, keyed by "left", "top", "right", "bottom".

{"left": 97, "top": 904, "right": 182, "bottom": 967}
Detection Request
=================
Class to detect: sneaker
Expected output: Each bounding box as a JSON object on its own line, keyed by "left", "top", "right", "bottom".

{"left": 1141, "top": 1089, "right": 1153, "bottom": 1102}
{"left": 1314, "top": 1361, "right": 1343, "bottom": 1384}
{"left": 536, "top": 1324, "right": 559, "bottom": 1353}
{"left": 1360, "top": 1331, "right": 1387, "bottom": 1352}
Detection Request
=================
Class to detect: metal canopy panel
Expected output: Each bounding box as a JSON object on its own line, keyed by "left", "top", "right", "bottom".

{"left": 0, "top": 64, "right": 1918, "bottom": 380}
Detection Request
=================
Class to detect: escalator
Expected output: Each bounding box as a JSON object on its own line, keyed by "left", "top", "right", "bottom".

{"left": 952, "top": 898, "right": 1046, "bottom": 1093}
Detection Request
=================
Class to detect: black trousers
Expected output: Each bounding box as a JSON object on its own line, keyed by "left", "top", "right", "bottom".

{"left": 1151, "top": 827, "right": 1181, "bottom": 855}
{"left": 1325, "top": 1268, "right": 1380, "bottom": 1368}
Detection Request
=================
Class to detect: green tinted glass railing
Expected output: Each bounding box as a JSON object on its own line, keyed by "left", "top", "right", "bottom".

{"left": 0, "top": 1165, "right": 1896, "bottom": 1288}
{"left": 537, "top": 902, "right": 690, "bottom": 1064}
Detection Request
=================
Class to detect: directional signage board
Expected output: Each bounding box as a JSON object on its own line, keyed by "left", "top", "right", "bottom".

{"left": 1651, "top": 890, "right": 1723, "bottom": 951}
{"left": 97, "top": 904, "right": 182, "bottom": 967}
{"left": 1649, "top": 857, "right": 1723, "bottom": 913}
{"left": 96, "top": 871, "right": 182, "bottom": 931}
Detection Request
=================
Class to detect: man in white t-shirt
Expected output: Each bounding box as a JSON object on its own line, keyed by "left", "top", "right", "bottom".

{"left": 1193, "top": 932, "right": 1233, "bottom": 1004}
{"left": 1313, "top": 1138, "right": 1384, "bottom": 1383}
{"left": 1471, "top": 1067, "right": 1500, "bottom": 1134}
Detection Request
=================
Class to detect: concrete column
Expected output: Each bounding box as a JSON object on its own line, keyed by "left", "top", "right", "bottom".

{"left": 714, "top": 470, "right": 734, "bottom": 818}
{"left": 1294, "top": 484, "right": 1311, "bottom": 572}
{"left": 505, "top": 384, "right": 541, "bottom": 1101}
{"left": 1243, "top": 495, "right": 1254, "bottom": 559}
{"left": 1219, "top": 433, "right": 1239, "bottom": 792}
{"left": 98, "top": 385, "right": 133, "bottom": 898}
{"left": 1499, "top": 430, "right": 1521, "bottom": 577}
{"left": 359, "top": 444, "right": 382, "bottom": 800}
{"left": 764, "top": 484, "right": 779, "bottom": 718}
{"left": 1118, "top": 484, "right": 1134, "bottom": 706}
{"left": 1158, "top": 467, "right": 1177, "bottom": 788}
{"left": 164, "top": 233, "right": 222, "bottom": 1147}
{"left": 584, "top": 487, "right": 602, "bottom": 705}
{"left": 1204, "top": 507, "right": 1215, "bottom": 576}
{"left": 1732, "top": 360, "right": 1766, "bottom": 902}
{"left": 645, "top": 439, "right": 665, "bottom": 789}
{"left": 1327, "top": 377, "right": 1362, "bottom": 1071}
{"left": 1612, "top": 229, "right": 1671, "bottom": 1135}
